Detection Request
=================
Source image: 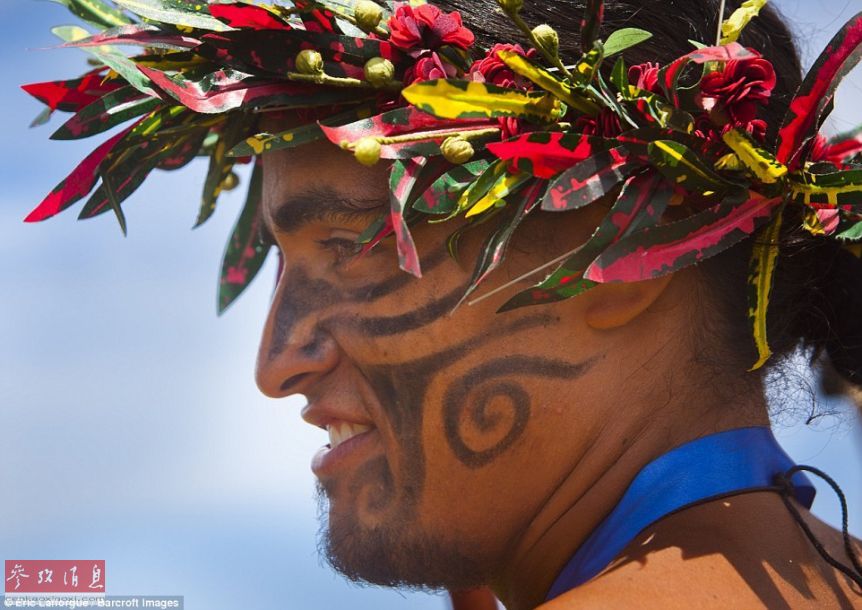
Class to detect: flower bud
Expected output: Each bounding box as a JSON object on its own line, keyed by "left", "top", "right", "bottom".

{"left": 354, "top": 0, "right": 384, "bottom": 31}
{"left": 532, "top": 24, "right": 559, "bottom": 58}
{"left": 220, "top": 171, "right": 239, "bottom": 192}
{"left": 295, "top": 49, "right": 324, "bottom": 75}
{"left": 354, "top": 137, "right": 382, "bottom": 166}
{"left": 364, "top": 57, "right": 395, "bottom": 87}
{"left": 441, "top": 136, "right": 475, "bottom": 164}
{"left": 496, "top": 0, "right": 523, "bottom": 13}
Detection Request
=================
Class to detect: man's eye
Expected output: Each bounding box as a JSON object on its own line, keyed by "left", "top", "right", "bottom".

{"left": 317, "top": 237, "right": 363, "bottom": 264}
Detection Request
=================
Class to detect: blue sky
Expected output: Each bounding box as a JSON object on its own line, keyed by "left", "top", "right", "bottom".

{"left": 1, "top": 1, "right": 861, "bottom": 609}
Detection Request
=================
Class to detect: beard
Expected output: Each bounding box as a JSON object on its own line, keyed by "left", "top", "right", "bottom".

{"left": 314, "top": 455, "right": 487, "bottom": 591}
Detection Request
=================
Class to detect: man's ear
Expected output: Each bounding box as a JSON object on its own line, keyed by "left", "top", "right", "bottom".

{"left": 583, "top": 275, "right": 674, "bottom": 331}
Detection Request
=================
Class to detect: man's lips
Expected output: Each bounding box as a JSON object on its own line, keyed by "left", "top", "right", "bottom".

{"left": 302, "top": 402, "right": 380, "bottom": 477}
{"left": 311, "top": 421, "right": 380, "bottom": 478}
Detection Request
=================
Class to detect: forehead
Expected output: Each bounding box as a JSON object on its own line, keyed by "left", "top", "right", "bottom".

{"left": 261, "top": 137, "right": 391, "bottom": 218}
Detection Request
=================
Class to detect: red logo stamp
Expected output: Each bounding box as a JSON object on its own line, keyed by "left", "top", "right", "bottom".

{"left": 4, "top": 560, "right": 106, "bottom": 593}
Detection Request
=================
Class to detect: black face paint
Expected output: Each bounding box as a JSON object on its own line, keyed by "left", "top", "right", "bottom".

{"left": 443, "top": 356, "right": 597, "bottom": 468}
{"left": 267, "top": 246, "right": 449, "bottom": 359}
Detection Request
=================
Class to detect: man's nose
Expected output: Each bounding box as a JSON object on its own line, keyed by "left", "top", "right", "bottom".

{"left": 255, "top": 290, "right": 339, "bottom": 398}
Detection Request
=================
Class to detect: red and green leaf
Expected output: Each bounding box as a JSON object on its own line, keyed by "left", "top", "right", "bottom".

{"left": 487, "top": 131, "right": 614, "bottom": 179}
{"left": 198, "top": 29, "right": 403, "bottom": 78}
{"left": 77, "top": 137, "right": 172, "bottom": 219}
{"left": 209, "top": 2, "right": 293, "bottom": 30}
{"left": 458, "top": 179, "right": 546, "bottom": 306}
{"left": 141, "top": 65, "right": 369, "bottom": 113}
{"left": 389, "top": 159, "right": 427, "bottom": 277}
{"left": 218, "top": 159, "right": 272, "bottom": 313}
{"left": 50, "top": 86, "right": 160, "bottom": 140}
{"left": 229, "top": 105, "right": 376, "bottom": 156}
{"left": 21, "top": 70, "right": 121, "bottom": 113}
{"left": 585, "top": 191, "right": 781, "bottom": 283}
{"left": 542, "top": 146, "right": 645, "bottom": 211}
{"left": 500, "top": 171, "right": 672, "bottom": 310}
{"left": 24, "top": 125, "right": 136, "bottom": 222}
{"left": 776, "top": 11, "right": 862, "bottom": 168}
{"left": 412, "top": 160, "right": 490, "bottom": 215}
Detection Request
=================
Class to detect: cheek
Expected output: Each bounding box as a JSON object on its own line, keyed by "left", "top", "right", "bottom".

{"left": 416, "top": 370, "right": 598, "bottom": 550}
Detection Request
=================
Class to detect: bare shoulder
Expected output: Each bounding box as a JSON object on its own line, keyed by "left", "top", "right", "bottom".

{"left": 536, "top": 544, "right": 862, "bottom": 610}
{"left": 536, "top": 496, "right": 862, "bottom": 610}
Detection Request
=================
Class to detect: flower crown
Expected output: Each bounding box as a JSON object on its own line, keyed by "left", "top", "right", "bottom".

{"left": 22, "top": 0, "right": 862, "bottom": 370}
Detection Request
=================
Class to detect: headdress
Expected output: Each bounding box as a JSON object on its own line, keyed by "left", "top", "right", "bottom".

{"left": 22, "top": 0, "right": 862, "bottom": 369}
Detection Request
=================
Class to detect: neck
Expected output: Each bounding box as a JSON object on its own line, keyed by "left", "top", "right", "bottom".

{"left": 490, "top": 376, "right": 770, "bottom": 610}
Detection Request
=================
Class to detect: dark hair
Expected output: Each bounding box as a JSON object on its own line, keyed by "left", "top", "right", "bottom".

{"left": 437, "top": 0, "right": 862, "bottom": 395}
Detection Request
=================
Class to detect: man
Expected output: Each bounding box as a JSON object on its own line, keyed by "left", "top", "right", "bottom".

{"left": 254, "top": 138, "right": 862, "bottom": 609}
{"left": 21, "top": 0, "right": 862, "bottom": 607}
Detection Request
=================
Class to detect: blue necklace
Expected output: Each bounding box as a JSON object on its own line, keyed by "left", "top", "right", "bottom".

{"left": 544, "top": 427, "right": 817, "bottom": 600}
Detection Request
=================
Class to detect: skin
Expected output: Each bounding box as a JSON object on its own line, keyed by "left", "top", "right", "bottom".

{"left": 255, "top": 138, "right": 862, "bottom": 609}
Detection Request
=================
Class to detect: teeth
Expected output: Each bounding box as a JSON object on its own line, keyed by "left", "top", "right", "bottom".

{"left": 327, "top": 421, "right": 372, "bottom": 450}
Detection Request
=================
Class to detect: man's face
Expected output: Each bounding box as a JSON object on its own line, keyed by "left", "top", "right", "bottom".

{"left": 255, "top": 140, "right": 614, "bottom": 590}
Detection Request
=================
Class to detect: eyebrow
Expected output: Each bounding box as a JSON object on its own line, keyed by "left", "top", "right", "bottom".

{"left": 266, "top": 186, "right": 386, "bottom": 235}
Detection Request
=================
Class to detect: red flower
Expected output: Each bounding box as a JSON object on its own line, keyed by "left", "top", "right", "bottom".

{"left": 698, "top": 57, "right": 776, "bottom": 123}
{"left": 694, "top": 115, "right": 767, "bottom": 155}
{"left": 628, "top": 62, "right": 662, "bottom": 94}
{"left": 469, "top": 43, "right": 535, "bottom": 89}
{"left": 574, "top": 109, "right": 623, "bottom": 137}
{"left": 404, "top": 52, "right": 455, "bottom": 84}
{"left": 388, "top": 3, "right": 474, "bottom": 52}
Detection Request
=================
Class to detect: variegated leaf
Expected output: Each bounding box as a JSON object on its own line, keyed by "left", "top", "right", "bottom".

{"left": 747, "top": 207, "right": 783, "bottom": 370}
{"left": 219, "top": 159, "right": 272, "bottom": 313}
{"left": 402, "top": 79, "right": 562, "bottom": 123}
{"left": 585, "top": 191, "right": 781, "bottom": 282}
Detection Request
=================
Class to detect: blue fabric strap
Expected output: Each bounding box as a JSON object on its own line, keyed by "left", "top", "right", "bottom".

{"left": 545, "top": 426, "right": 816, "bottom": 600}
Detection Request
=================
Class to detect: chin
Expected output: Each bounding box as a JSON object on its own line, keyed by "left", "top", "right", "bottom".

{"left": 314, "top": 474, "right": 487, "bottom": 591}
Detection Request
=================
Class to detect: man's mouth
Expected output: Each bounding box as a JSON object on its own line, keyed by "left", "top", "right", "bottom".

{"left": 328, "top": 421, "right": 374, "bottom": 449}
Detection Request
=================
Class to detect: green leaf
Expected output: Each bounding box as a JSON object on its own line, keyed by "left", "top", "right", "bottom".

{"left": 446, "top": 159, "right": 509, "bottom": 220}
{"left": 603, "top": 28, "right": 653, "bottom": 56}
{"left": 610, "top": 55, "right": 627, "bottom": 92}
{"left": 99, "top": 169, "right": 128, "bottom": 235}
{"left": 218, "top": 160, "right": 271, "bottom": 314}
{"left": 837, "top": 221, "right": 862, "bottom": 242}
{"left": 465, "top": 171, "right": 531, "bottom": 218}
{"left": 648, "top": 140, "right": 729, "bottom": 194}
{"left": 113, "top": 0, "right": 233, "bottom": 31}
{"left": 53, "top": 0, "right": 133, "bottom": 28}
{"left": 496, "top": 51, "right": 600, "bottom": 115}
{"left": 51, "top": 25, "right": 156, "bottom": 96}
